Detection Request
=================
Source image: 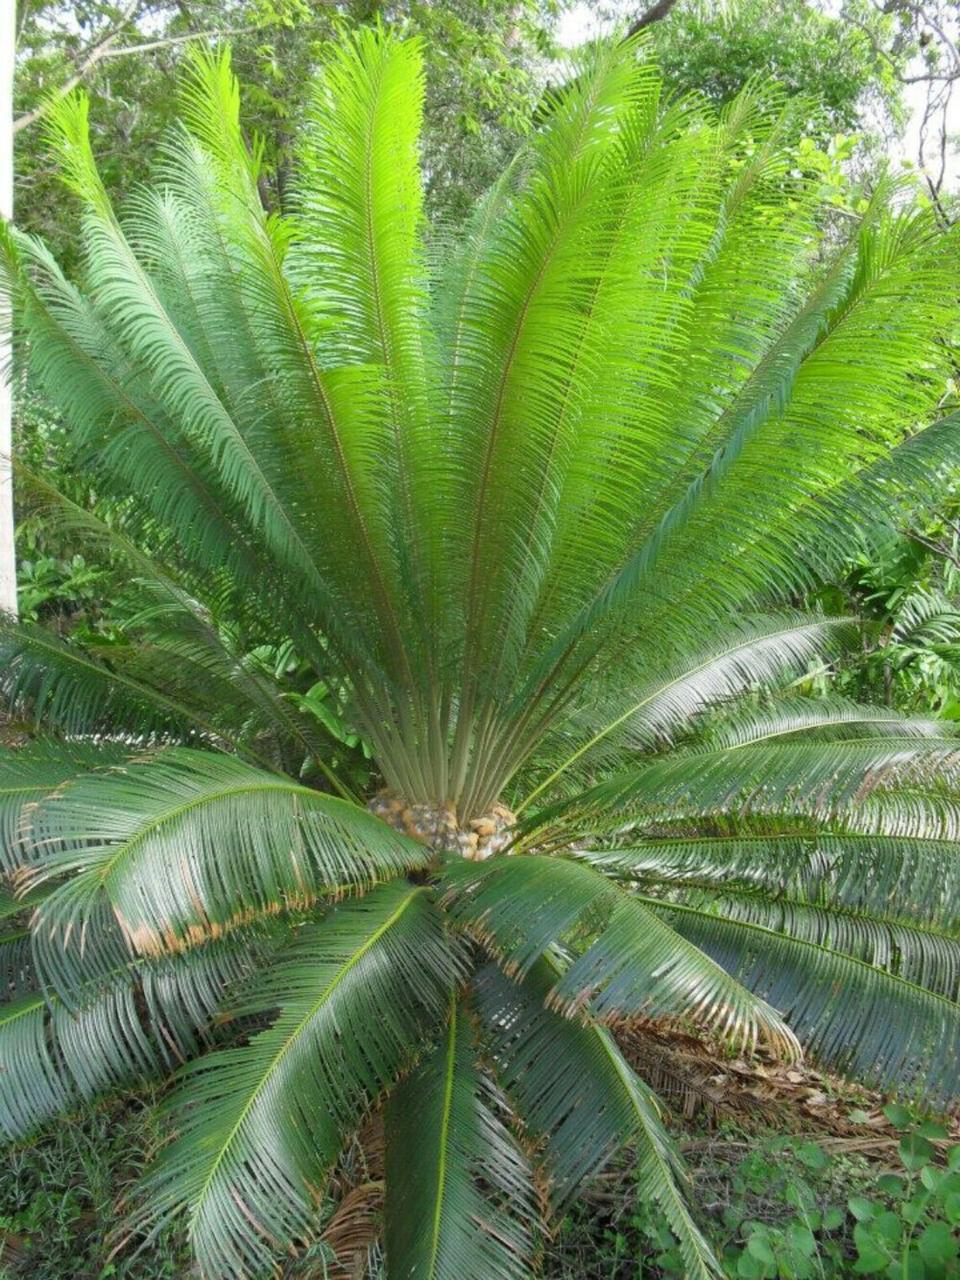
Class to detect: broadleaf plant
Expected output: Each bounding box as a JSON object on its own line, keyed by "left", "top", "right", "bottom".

{"left": 2, "top": 27, "right": 960, "bottom": 1280}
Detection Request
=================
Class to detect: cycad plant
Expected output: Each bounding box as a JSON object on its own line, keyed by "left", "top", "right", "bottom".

{"left": 2, "top": 29, "right": 960, "bottom": 1280}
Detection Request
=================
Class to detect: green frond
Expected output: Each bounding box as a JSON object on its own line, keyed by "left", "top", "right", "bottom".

{"left": 518, "top": 616, "right": 862, "bottom": 809}
{"left": 0, "top": 915, "right": 31, "bottom": 997}
{"left": 139, "top": 883, "right": 459, "bottom": 1280}
{"left": 475, "top": 959, "right": 719, "bottom": 1278}
{"left": 43, "top": 92, "right": 309, "bottom": 576}
{"left": 173, "top": 46, "right": 417, "bottom": 695}
{"left": 678, "top": 887, "right": 960, "bottom": 1000}
{"left": 0, "top": 739, "right": 126, "bottom": 872}
{"left": 525, "top": 221, "right": 864, "bottom": 689}
{"left": 543, "top": 735, "right": 960, "bottom": 840}
{"left": 22, "top": 748, "right": 430, "bottom": 979}
{"left": 655, "top": 897, "right": 960, "bottom": 1101}
{"left": 1, "top": 226, "right": 305, "bottom": 637}
{"left": 0, "top": 995, "right": 73, "bottom": 1139}
{"left": 444, "top": 854, "right": 795, "bottom": 1055}
{"left": 0, "top": 617, "right": 201, "bottom": 742}
{"left": 0, "top": 931, "right": 262, "bottom": 1141}
{"left": 690, "top": 696, "right": 952, "bottom": 751}
{"left": 572, "top": 830, "right": 960, "bottom": 933}
{"left": 384, "top": 1001, "right": 535, "bottom": 1280}
{"left": 444, "top": 40, "right": 662, "bottom": 698}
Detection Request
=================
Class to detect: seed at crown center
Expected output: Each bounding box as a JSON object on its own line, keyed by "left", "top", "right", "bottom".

{"left": 367, "top": 792, "right": 516, "bottom": 860}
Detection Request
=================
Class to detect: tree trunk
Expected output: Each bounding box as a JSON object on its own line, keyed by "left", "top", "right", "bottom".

{"left": 0, "top": 1, "right": 17, "bottom": 617}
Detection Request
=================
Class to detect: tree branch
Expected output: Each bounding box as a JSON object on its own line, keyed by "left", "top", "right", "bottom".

{"left": 625, "top": 0, "right": 681, "bottom": 39}
{"left": 13, "top": 0, "right": 141, "bottom": 135}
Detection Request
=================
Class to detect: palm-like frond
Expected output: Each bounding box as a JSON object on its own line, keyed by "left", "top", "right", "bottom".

{"left": 573, "top": 830, "right": 960, "bottom": 932}
{"left": 475, "top": 958, "right": 719, "bottom": 1279}
{"left": 0, "top": 740, "right": 124, "bottom": 870}
{"left": 444, "top": 854, "right": 796, "bottom": 1056}
{"left": 140, "top": 883, "right": 459, "bottom": 1278}
{"left": 20, "top": 748, "right": 430, "bottom": 977}
{"left": 658, "top": 898, "right": 960, "bottom": 1102}
{"left": 384, "top": 1001, "right": 535, "bottom": 1280}
{"left": 0, "top": 929, "right": 262, "bottom": 1140}
{"left": 3, "top": 25, "right": 960, "bottom": 1279}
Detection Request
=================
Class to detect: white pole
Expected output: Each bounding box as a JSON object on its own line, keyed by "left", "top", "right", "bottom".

{"left": 0, "top": 0, "right": 17, "bottom": 616}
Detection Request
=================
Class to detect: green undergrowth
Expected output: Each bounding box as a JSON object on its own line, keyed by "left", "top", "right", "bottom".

{"left": 2, "top": 1097, "right": 958, "bottom": 1279}
{"left": 0, "top": 1091, "right": 190, "bottom": 1280}
{"left": 551, "top": 1110, "right": 960, "bottom": 1279}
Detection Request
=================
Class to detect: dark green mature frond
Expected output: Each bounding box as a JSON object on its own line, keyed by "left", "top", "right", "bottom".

{"left": 0, "top": 995, "right": 72, "bottom": 1139}
{"left": 541, "top": 735, "right": 960, "bottom": 841}
{"left": 13, "top": 469, "right": 349, "bottom": 786}
{"left": 0, "top": 930, "right": 261, "bottom": 1140}
{"left": 681, "top": 888, "right": 960, "bottom": 1000}
{"left": 141, "top": 883, "right": 459, "bottom": 1280}
{"left": 22, "top": 748, "right": 431, "bottom": 975}
{"left": 0, "top": 886, "right": 32, "bottom": 995}
{"left": 0, "top": 740, "right": 126, "bottom": 871}
{"left": 444, "top": 854, "right": 795, "bottom": 1055}
{"left": 475, "top": 959, "right": 719, "bottom": 1279}
{"left": 690, "top": 696, "right": 952, "bottom": 750}
{"left": 657, "top": 897, "right": 960, "bottom": 1102}
{"left": 384, "top": 1002, "right": 536, "bottom": 1280}
{"left": 0, "top": 617, "right": 196, "bottom": 742}
{"left": 573, "top": 830, "right": 960, "bottom": 932}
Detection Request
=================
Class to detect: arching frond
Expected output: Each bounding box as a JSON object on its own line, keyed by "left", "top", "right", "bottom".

{"left": 542, "top": 735, "right": 960, "bottom": 840}
{"left": 0, "top": 930, "right": 262, "bottom": 1141}
{"left": 572, "top": 829, "right": 960, "bottom": 932}
{"left": 0, "top": 739, "right": 125, "bottom": 872}
{"left": 518, "top": 616, "right": 862, "bottom": 809}
{"left": 139, "top": 883, "right": 459, "bottom": 1280}
{"left": 656, "top": 897, "right": 960, "bottom": 1101}
{"left": 475, "top": 959, "right": 719, "bottom": 1278}
{"left": 23, "top": 748, "right": 430, "bottom": 976}
{"left": 690, "top": 696, "right": 952, "bottom": 750}
{"left": 444, "top": 854, "right": 795, "bottom": 1055}
{"left": 679, "top": 887, "right": 960, "bottom": 1000}
{"left": 384, "top": 1001, "right": 535, "bottom": 1280}
{"left": 0, "top": 617, "right": 197, "bottom": 742}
